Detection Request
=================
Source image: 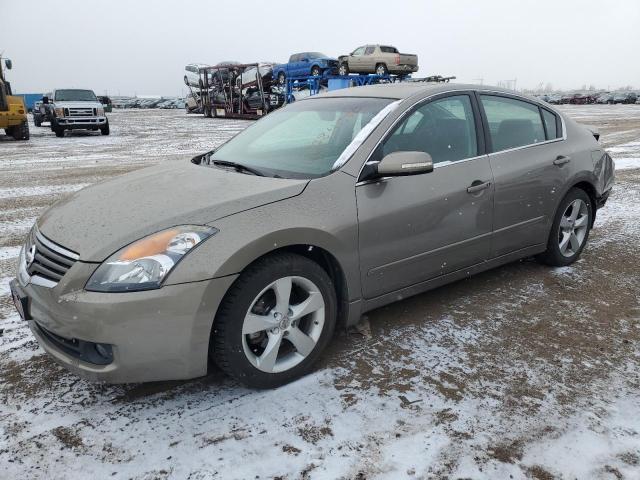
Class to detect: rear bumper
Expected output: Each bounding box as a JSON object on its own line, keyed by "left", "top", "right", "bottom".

{"left": 390, "top": 65, "right": 418, "bottom": 73}
{"left": 16, "top": 273, "right": 237, "bottom": 383}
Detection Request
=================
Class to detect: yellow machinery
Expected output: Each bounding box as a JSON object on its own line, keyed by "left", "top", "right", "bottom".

{"left": 0, "top": 56, "right": 29, "bottom": 140}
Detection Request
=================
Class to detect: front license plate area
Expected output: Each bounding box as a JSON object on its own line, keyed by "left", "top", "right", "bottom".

{"left": 9, "top": 279, "right": 31, "bottom": 321}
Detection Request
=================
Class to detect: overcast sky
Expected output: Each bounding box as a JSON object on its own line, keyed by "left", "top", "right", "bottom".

{"left": 2, "top": 0, "right": 639, "bottom": 96}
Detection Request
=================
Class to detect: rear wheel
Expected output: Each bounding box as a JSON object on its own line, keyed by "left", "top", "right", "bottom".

{"left": 212, "top": 253, "right": 337, "bottom": 388}
{"left": 537, "top": 188, "right": 592, "bottom": 266}
{"left": 375, "top": 63, "right": 388, "bottom": 76}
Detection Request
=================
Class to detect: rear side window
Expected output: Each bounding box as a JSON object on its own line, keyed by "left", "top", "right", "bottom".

{"left": 381, "top": 95, "right": 478, "bottom": 165}
{"left": 480, "top": 95, "right": 546, "bottom": 151}
{"left": 380, "top": 46, "right": 398, "bottom": 53}
{"left": 541, "top": 108, "right": 560, "bottom": 139}
{"left": 364, "top": 47, "right": 375, "bottom": 55}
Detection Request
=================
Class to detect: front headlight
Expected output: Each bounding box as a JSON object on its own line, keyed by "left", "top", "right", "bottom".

{"left": 97, "top": 106, "right": 105, "bottom": 116}
{"left": 55, "top": 107, "right": 64, "bottom": 117}
{"left": 86, "top": 225, "right": 217, "bottom": 292}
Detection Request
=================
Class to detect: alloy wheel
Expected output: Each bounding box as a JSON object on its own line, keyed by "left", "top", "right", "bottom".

{"left": 558, "top": 199, "right": 589, "bottom": 257}
{"left": 241, "top": 276, "right": 325, "bottom": 373}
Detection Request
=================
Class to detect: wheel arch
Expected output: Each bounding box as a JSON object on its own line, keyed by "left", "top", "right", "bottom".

{"left": 568, "top": 179, "right": 598, "bottom": 226}
{"left": 221, "top": 243, "right": 351, "bottom": 329}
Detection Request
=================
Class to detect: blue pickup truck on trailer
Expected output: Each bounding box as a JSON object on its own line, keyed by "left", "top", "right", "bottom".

{"left": 272, "top": 52, "right": 338, "bottom": 85}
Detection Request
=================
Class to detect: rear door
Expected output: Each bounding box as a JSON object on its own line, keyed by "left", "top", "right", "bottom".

{"left": 356, "top": 92, "right": 494, "bottom": 299}
{"left": 478, "top": 93, "right": 569, "bottom": 257}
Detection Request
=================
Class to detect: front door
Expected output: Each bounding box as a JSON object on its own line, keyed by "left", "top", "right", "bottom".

{"left": 356, "top": 93, "right": 494, "bottom": 299}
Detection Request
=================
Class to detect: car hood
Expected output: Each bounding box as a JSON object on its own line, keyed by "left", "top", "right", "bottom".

{"left": 37, "top": 161, "right": 308, "bottom": 261}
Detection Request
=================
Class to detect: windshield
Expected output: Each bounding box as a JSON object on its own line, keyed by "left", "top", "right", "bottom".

{"left": 54, "top": 89, "right": 97, "bottom": 102}
{"left": 209, "top": 97, "right": 393, "bottom": 179}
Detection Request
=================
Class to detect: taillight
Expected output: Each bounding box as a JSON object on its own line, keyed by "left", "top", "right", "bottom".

{"left": 395, "top": 54, "right": 400, "bottom": 65}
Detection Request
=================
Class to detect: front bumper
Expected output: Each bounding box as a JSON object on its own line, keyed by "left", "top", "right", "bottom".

{"left": 56, "top": 116, "right": 107, "bottom": 129}
{"left": 14, "top": 267, "right": 237, "bottom": 383}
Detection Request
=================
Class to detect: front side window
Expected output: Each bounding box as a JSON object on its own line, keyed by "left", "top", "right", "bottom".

{"left": 209, "top": 97, "right": 393, "bottom": 178}
{"left": 378, "top": 95, "right": 478, "bottom": 165}
{"left": 54, "top": 89, "right": 97, "bottom": 102}
{"left": 352, "top": 47, "right": 365, "bottom": 56}
{"left": 480, "top": 95, "right": 546, "bottom": 151}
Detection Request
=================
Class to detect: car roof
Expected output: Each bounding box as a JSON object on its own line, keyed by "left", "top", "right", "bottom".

{"left": 313, "top": 83, "right": 526, "bottom": 100}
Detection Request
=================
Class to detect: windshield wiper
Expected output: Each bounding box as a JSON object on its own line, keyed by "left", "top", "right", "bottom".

{"left": 212, "top": 160, "right": 265, "bottom": 177}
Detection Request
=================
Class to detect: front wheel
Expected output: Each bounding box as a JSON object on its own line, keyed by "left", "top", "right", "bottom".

{"left": 537, "top": 188, "right": 592, "bottom": 266}
{"left": 338, "top": 63, "right": 349, "bottom": 76}
{"left": 211, "top": 253, "right": 337, "bottom": 388}
{"left": 311, "top": 66, "right": 321, "bottom": 76}
{"left": 277, "top": 71, "right": 286, "bottom": 85}
{"left": 12, "top": 120, "right": 30, "bottom": 140}
{"left": 100, "top": 120, "right": 110, "bottom": 135}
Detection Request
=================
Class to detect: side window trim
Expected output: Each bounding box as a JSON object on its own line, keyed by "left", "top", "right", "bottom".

{"left": 357, "top": 91, "right": 486, "bottom": 182}
{"left": 476, "top": 92, "right": 565, "bottom": 154}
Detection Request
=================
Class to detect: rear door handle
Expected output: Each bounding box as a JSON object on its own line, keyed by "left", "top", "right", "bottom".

{"left": 467, "top": 181, "right": 491, "bottom": 194}
{"left": 553, "top": 155, "right": 571, "bottom": 166}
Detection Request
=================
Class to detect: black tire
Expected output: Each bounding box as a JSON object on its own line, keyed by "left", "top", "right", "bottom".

{"left": 211, "top": 252, "right": 337, "bottom": 389}
{"left": 277, "top": 71, "right": 286, "bottom": 85}
{"left": 375, "top": 63, "right": 389, "bottom": 76}
{"left": 34, "top": 115, "right": 42, "bottom": 127}
{"left": 100, "top": 120, "right": 110, "bottom": 135}
{"left": 338, "top": 63, "right": 349, "bottom": 76}
{"left": 12, "top": 120, "right": 29, "bottom": 140}
{"left": 537, "top": 187, "right": 593, "bottom": 267}
{"left": 311, "top": 66, "right": 321, "bottom": 76}
{"left": 54, "top": 125, "right": 65, "bottom": 137}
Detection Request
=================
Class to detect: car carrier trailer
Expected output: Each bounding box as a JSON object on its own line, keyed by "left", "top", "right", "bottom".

{"left": 198, "top": 63, "right": 282, "bottom": 120}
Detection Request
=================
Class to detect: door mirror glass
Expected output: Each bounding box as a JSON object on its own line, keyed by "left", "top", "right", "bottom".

{"left": 376, "top": 151, "right": 434, "bottom": 176}
{"left": 4, "top": 59, "right": 12, "bottom": 70}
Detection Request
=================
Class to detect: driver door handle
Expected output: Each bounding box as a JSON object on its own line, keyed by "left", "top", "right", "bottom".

{"left": 553, "top": 155, "right": 571, "bottom": 166}
{"left": 467, "top": 181, "right": 491, "bottom": 194}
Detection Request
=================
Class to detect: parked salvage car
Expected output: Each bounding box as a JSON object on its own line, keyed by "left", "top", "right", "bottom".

{"left": 596, "top": 93, "right": 614, "bottom": 104}
{"left": 272, "top": 52, "right": 338, "bottom": 85}
{"left": 32, "top": 100, "right": 44, "bottom": 126}
{"left": 10, "top": 83, "right": 614, "bottom": 388}
{"left": 612, "top": 92, "right": 637, "bottom": 104}
{"left": 338, "top": 44, "right": 418, "bottom": 76}
{"left": 184, "top": 63, "right": 211, "bottom": 88}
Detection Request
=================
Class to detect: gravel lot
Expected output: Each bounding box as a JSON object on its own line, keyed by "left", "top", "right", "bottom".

{"left": 1, "top": 106, "right": 639, "bottom": 480}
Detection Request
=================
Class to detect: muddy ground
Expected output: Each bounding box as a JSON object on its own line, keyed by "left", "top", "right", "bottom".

{"left": 1, "top": 106, "right": 639, "bottom": 479}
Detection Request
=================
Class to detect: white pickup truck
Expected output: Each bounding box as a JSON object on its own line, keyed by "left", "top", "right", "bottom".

{"left": 41, "top": 89, "right": 109, "bottom": 137}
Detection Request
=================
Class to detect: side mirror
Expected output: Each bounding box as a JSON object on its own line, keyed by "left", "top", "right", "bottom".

{"left": 42, "top": 96, "right": 49, "bottom": 104}
{"left": 376, "top": 151, "right": 434, "bottom": 176}
{"left": 4, "top": 59, "right": 12, "bottom": 70}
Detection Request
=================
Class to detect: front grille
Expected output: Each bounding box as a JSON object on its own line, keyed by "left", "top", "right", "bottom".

{"left": 24, "top": 227, "right": 79, "bottom": 286}
{"left": 68, "top": 107, "right": 94, "bottom": 117}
